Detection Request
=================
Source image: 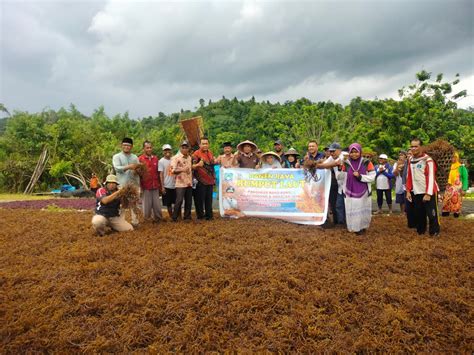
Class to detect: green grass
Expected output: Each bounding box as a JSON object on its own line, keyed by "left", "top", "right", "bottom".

{"left": 0, "top": 193, "right": 55, "bottom": 201}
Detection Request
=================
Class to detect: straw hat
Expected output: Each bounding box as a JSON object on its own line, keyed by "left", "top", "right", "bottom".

{"left": 284, "top": 148, "right": 300, "bottom": 157}
{"left": 105, "top": 174, "right": 119, "bottom": 184}
{"left": 237, "top": 140, "right": 258, "bottom": 152}
{"left": 261, "top": 151, "right": 281, "bottom": 162}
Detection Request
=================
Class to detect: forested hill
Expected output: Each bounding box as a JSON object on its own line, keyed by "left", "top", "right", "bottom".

{"left": 0, "top": 71, "right": 472, "bottom": 192}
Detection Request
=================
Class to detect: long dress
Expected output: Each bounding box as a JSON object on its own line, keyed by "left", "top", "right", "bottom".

{"left": 338, "top": 158, "right": 376, "bottom": 232}
{"left": 442, "top": 164, "right": 468, "bottom": 214}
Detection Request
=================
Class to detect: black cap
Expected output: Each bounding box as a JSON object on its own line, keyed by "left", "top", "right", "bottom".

{"left": 222, "top": 141, "right": 232, "bottom": 148}
{"left": 274, "top": 139, "right": 283, "bottom": 145}
{"left": 122, "top": 137, "right": 133, "bottom": 145}
{"left": 329, "top": 142, "right": 341, "bottom": 151}
{"left": 323, "top": 146, "right": 329, "bottom": 151}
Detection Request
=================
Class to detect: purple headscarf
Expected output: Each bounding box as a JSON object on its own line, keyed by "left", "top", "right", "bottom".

{"left": 345, "top": 143, "right": 369, "bottom": 198}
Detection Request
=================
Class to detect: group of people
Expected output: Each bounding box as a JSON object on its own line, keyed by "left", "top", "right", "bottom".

{"left": 91, "top": 136, "right": 469, "bottom": 238}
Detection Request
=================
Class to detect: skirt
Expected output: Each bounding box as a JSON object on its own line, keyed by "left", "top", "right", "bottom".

{"left": 344, "top": 191, "right": 372, "bottom": 233}
{"left": 442, "top": 182, "right": 463, "bottom": 214}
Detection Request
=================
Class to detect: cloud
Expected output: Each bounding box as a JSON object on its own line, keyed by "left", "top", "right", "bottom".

{"left": 1, "top": 0, "right": 473, "bottom": 117}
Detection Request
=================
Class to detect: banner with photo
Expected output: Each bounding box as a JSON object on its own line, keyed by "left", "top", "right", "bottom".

{"left": 219, "top": 168, "right": 331, "bottom": 225}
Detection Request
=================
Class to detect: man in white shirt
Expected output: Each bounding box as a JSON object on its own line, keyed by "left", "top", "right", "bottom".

{"left": 112, "top": 137, "right": 140, "bottom": 226}
{"left": 375, "top": 154, "right": 394, "bottom": 215}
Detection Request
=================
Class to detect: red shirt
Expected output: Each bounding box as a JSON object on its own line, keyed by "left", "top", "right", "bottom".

{"left": 192, "top": 149, "right": 216, "bottom": 185}
{"left": 138, "top": 154, "right": 162, "bottom": 190}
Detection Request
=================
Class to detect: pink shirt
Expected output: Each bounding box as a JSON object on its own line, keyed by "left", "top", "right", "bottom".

{"left": 170, "top": 153, "right": 193, "bottom": 188}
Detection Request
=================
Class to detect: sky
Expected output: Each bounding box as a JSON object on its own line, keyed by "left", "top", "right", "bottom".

{"left": 1, "top": 0, "right": 473, "bottom": 118}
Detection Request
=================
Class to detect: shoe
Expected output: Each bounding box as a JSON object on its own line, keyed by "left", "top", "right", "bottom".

{"left": 430, "top": 232, "right": 440, "bottom": 238}
{"left": 453, "top": 213, "right": 460, "bottom": 218}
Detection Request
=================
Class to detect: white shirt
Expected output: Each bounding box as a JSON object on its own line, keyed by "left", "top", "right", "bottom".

{"left": 375, "top": 165, "right": 390, "bottom": 190}
{"left": 325, "top": 154, "right": 344, "bottom": 193}
{"left": 393, "top": 162, "right": 405, "bottom": 194}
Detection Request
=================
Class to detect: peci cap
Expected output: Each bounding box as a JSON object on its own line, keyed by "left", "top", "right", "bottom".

{"left": 122, "top": 137, "right": 133, "bottom": 145}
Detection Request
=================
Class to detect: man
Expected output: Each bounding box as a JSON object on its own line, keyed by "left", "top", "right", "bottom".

{"left": 138, "top": 141, "right": 162, "bottom": 223}
{"left": 91, "top": 174, "right": 133, "bottom": 236}
{"left": 301, "top": 140, "right": 325, "bottom": 165}
{"left": 234, "top": 140, "right": 259, "bottom": 168}
{"left": 375, "top": 154, "right": 394, "bottom": 214}
{"left": 192, "top": 137, "right": 216, "bottom": 220}
{"left": 403, "top": 148, "right": 417, "bottom": 229}
{"left": 406, "top": 138, "right": 440, "bottom": 237}
{"left": 393, "top": 150, "right": 408, "bottom": 213}
{"left": 170, "top": 141, "right": 193, "bottom": 221}
{"left": 158, "top": 144, "right": 176, "bottom": 218}
{"left": 112, "top": 137, "right": 140, "bottom": 226}
{"left": 274, "top": 140, "right": 288, "bottom": 165}
{"left": 323, "top": 146, "right": 331, "bottom": 159}
{"left": 216, "top": 142, "right": 237, "bottom": 168}
{"left": 317, "top": 142, "right": 345, "bottom": 226}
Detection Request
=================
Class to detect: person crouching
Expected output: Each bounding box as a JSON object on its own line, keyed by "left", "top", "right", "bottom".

{"left": 91, "top": 174, "right": 133, "bottom": 236}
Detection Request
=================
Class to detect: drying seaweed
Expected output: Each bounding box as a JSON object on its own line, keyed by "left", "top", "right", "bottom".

{"left": 1, "top": 209, "right": 472, "bottom": 353}
{"left": 134, "top": 163, "right": 149, "bottom": 180}
{"left": 119, "top": 184, "right": 140, "bottom": 209}
{"left": 424, "top": 139, "right": 455, "bottom": 192}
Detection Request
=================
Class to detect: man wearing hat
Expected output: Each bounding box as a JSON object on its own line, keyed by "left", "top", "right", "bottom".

{"left": 216, "top": 142, "right": 237, "bottom": 168}
{"left": 112, "top": 137, "right": 140, "bottom": 226}
{"left": 234, "top": 140, "right": 259, "bottom": 169}
{"left": 170, "top": 141, "right": 193, "bottom": 221}
{"left": 274, "top": 140, "right": 288, "bottom": 165}
{"left": 91, "top": 174, "right": 134, "bottom": 236}
{"left": 375, "top": 153, "right": 394, "bottom": 214}
{"left": 158, "top": 144, "right": 176, "bottom": 218}
{"left": 318, "top": 143, "right": 345, "bottom": 226}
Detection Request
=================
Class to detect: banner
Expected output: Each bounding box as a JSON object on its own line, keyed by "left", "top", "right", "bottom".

{"left": 219, "top": 168, "right": 331, "bottom": 225}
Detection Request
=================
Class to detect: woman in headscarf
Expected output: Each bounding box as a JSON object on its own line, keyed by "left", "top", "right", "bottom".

{"left": 442, "top": 152, "right": 468, "bottom": 218}
{"left": 283, "top": 148, "right": 300, "bottom": 168}
{"left": 337, "top": 143, "right": 376, "bottom": 235}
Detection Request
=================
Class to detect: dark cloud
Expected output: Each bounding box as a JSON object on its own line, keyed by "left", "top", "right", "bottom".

{"left": 1, "top": 0, "right": 473, "bottom": 117}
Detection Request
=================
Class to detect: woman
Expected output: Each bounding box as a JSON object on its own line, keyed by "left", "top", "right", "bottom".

{"left": 337, "top": 143, "right": 376, "bottom": 235}
{"left": 442, "top": 152, "right": 468, "bottom": 218}
{"left": 393, "top": 150, "right": 408, "bottom": 213}
{"left": 283, "top": 148, "right": 300, "bottom": 168}
{"left": 259, "top": 152, "right": 282, "bottom": 169}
